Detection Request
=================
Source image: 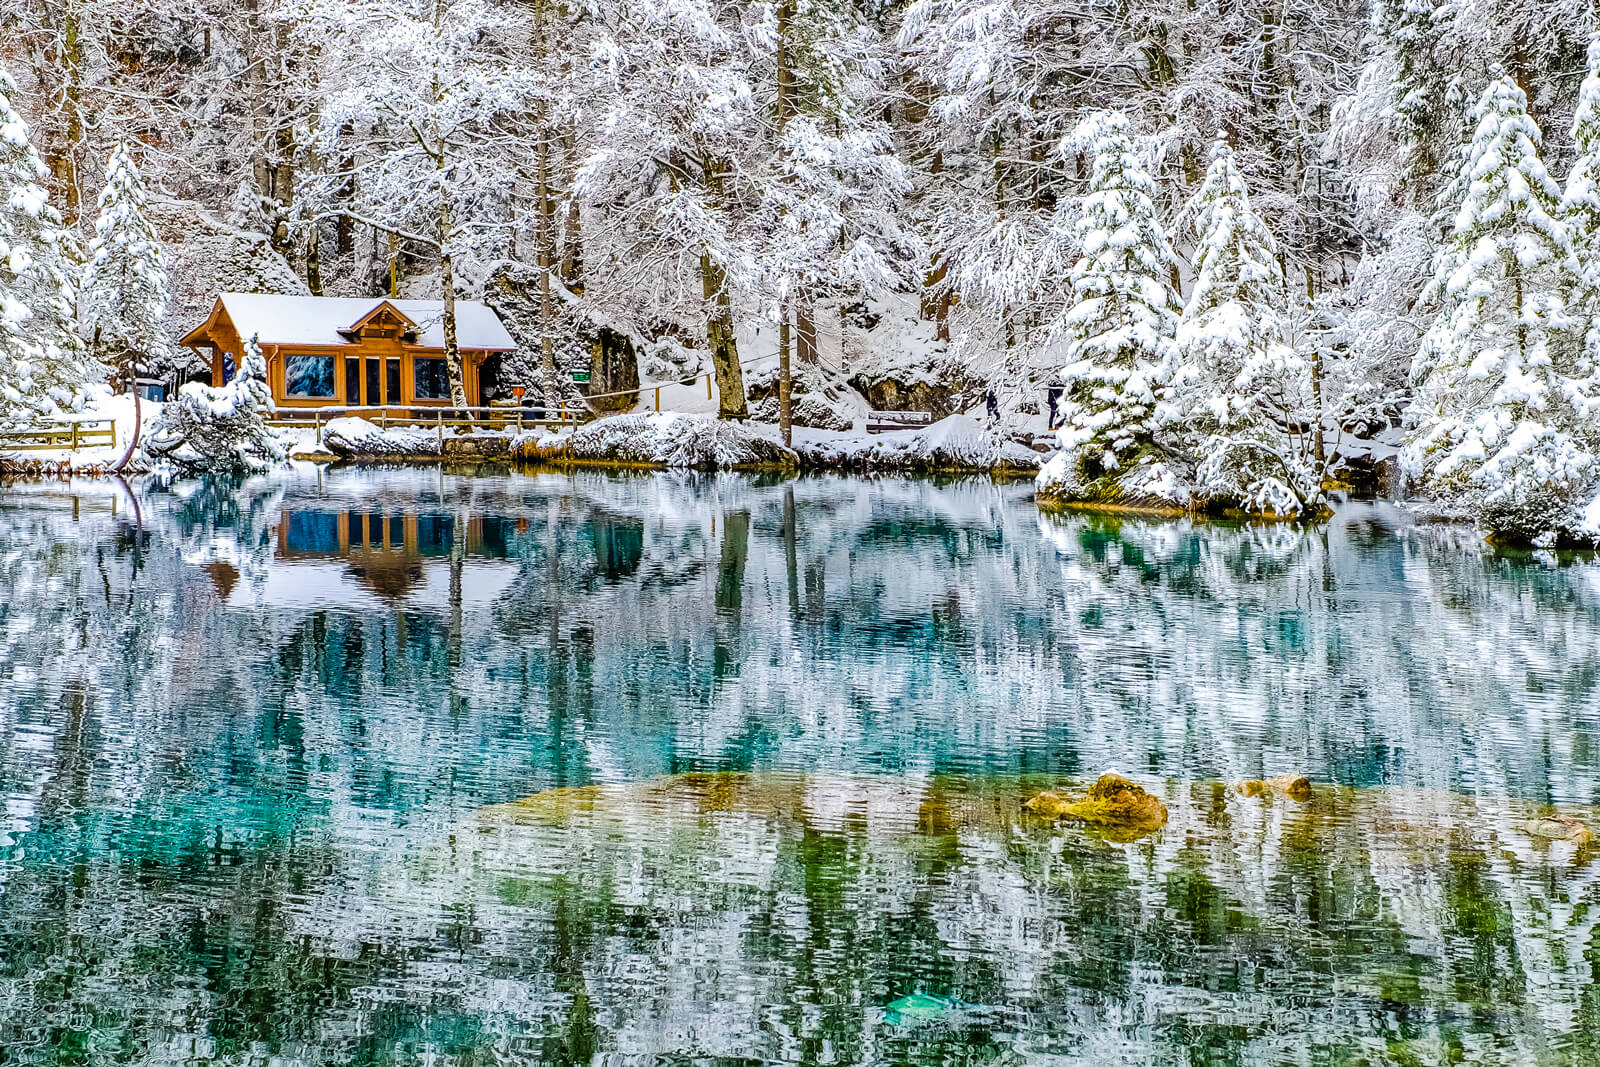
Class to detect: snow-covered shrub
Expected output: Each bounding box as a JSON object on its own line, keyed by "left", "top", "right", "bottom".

{"left": 1403, "top": 70, "right": 1599, "bottom": 542}
{"left": 145, "top": 336, "right": 284, "bottom": 471}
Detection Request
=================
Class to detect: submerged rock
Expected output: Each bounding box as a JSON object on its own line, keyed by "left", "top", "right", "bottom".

{"left": 1234, "top": 774, "right": 1313, "bottom": 802}
{"left": 1024, "top": 772, "right": 1169, "bottom": 841}
{"left": 883, "top": 992, "right": 966, "bottom": 1026}
{"left": 1517, "top": 816, "right": 1595, "bottom": 846}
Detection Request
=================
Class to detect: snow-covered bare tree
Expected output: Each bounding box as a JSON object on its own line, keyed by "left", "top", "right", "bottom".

{"left": 758, "top": 0, "right": 915, "bottom": 441}
{"left": 1402, "top": 71, "right": 1596, "bottom": 539}
{"left": 1037, "top": 111, "right": 1182, "bottom": 504}
{"left": 81, "top": 141, "right": 170, "bottom": 384}
{"left": 1164, "top": 140, "right": 1322, "bottom": 515}
{"left": 579, "top": 0, "right": 764, "bottom": 419}
{"left": 0, "top": 65, "right": 98, "bottom": 426}
{"left": 293, "top": 0, "right": 536, "bottom": 409}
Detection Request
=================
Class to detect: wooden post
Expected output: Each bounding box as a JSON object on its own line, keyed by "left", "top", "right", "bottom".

{"left": 315, "top": 410, "right": 323, "bottom": 446}
{"left": 438, "top": 409, "right": 444, "bottom": 450}
{"left": 70, "top": 421, "right": 79, "bottom": 450}
{"left": 655, "top": 385, "right": 661, "bottom": 411}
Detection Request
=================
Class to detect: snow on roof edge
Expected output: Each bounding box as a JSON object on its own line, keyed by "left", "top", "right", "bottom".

{"left": 196, "top": 293, "right": 517, "bottom": 351}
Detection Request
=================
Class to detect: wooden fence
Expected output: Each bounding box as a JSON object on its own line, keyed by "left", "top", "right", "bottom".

{"left": 264, "top": 405, "right": 594, "bottom": 445}
{"left": 0, "top": 418, "right": 117, "bottom": 452}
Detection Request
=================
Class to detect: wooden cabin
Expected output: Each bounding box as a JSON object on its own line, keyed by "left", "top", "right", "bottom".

{"left": 179, "top": 293, "right": 517, "bottom": 411}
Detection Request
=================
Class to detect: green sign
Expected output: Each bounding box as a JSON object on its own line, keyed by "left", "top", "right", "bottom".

{"left": 571, "top": 371, "right": 591, "bottom": 383}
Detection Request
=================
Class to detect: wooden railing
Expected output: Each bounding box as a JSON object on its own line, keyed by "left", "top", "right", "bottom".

{"left": 0, "top": 418, "right": 117, "bottom": 452}
{"left": 264, "top": 405, "right": 594, "bottom": 445}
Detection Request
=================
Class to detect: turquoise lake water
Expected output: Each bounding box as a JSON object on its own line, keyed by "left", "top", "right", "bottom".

{"left": 1, "top": 468, "right": 1599, "bottom": 1065}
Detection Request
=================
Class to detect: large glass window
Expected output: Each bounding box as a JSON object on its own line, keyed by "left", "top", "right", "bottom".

{"left": 414, "top": 357, "right": 451, "bottom": 400}
{"left": 285, "top": 354, "right": 336, "bottom": 398}
{"left": 386, "top": 358, "right": 401, "bottom": 407}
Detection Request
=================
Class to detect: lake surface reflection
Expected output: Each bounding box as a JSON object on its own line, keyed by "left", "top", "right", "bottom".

{"left": 1, "top": 468, "right": 1599, "bottom": 1065}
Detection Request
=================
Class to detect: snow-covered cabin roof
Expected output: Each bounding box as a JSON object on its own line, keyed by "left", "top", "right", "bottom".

{"left": 183, "top": 293, "right": 516, "bottom": 351}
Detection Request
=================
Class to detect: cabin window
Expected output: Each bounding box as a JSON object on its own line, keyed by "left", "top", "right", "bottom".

{"left": 414, "top": 357, "right": 450, "bottom": 400}
{"left": 416, "top": 514, "right": 454, "bottom": 556}
{"left": 285, "top": 354, "right": 336, "bottom": 398}
{"left": 284, "top": 512, "right": 340, "bottom": 554}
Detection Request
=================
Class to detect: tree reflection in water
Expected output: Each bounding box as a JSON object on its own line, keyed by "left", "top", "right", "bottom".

{"left": 0, "top": 469, "right": 1597, "bottom": 1064}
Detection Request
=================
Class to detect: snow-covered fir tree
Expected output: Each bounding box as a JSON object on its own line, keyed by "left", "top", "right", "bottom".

{"left": 1566, "top": 39, "right": 1600, "bottom": 364}
{"left": 146, "top": 334, "right": 284, "bottom": 471}
{"left": 1163, "top": 140, "right": 1321, "bottom": 515}
{"left": 1403, "top": 71, "right": 1597, "bottom": 540}
{"left": 81, "top": 141, "right": 170, "bottom": 384}
{"left": 0, "top": 66, "right": 98, "bottom": 426}
{"left": 1038, "top": 111, "right": 1182, "bottom": 504}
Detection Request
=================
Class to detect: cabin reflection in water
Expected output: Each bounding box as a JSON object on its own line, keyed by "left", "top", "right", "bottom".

{"left": 276, "top": 510, "right": 520, "bottom": 600}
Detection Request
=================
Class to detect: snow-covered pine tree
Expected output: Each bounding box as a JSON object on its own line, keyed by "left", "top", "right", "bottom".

{"left": 1404, "top": 70, "right": 1596, "bottom": 541}
{"left": 1163, "top": 139, "right": 1321, "bottom": 516}
{"left": 1037, "top": 111, "right": 1182, "bottom": 504}
{"left": 81, "top": 141, "right": 171, "bottom": 385}
{"left": 146, "top": 333, "right": 284, "bottom": 471}
{"left": 0, "top": 66, "right": 99, "bottom": 426}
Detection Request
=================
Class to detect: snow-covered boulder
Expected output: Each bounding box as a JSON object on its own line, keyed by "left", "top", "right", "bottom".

{"left": 748, "top": 393, "right": 854, "bottom": 432}
{"left": 527, "top": 412, "right": 798, "bottom": 470}
{"left": 323, "top": 417, "right": 439, "bottom": 458}
{"left": 792, "top": 415, "right": 1040, "bottom": 473}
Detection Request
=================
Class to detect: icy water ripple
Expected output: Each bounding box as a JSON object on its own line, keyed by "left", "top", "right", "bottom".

{"left": 1, "top": 468, "right": 1599, "bottom": 1065}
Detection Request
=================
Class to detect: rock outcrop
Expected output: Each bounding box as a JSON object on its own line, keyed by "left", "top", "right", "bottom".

{"left": 850, "top": 373, "right": 958, "bottom": 418}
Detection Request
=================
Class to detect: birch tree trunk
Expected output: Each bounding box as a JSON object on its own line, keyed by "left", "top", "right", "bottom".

{"left": 432, "top": 0, "right": 466, "bottom": 410}
{"left": 535, "top": 0, "right": 559, "bottom": 411}
{"left": 440, "top": 191, "right": 468, "bottom": 410}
